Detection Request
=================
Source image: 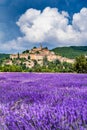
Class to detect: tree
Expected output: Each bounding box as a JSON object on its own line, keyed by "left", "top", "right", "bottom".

{"left": 35, "top": 51, "right": 40, "bottom": 54}
{"left": 33, "top": 60, "right": 37, "bottom": 66}
{"left": 28, "top": 56, "right": 30, "bottom": 60}
{"left": 74, "top": 55, "right": 87, "bottom": 73}
{"left": 43, "top": 56, "right": 48, "bottom": 66}
{"left": 53, "top": 59, "right": 61, "bottom": 65}
{"left": 32, "top": 64, "right": 41, "bottom": 72}
{"left": 17, "top": 52, "right": 20, "bottom": 59}
{"left": 33, "top": 46, "right": 37, "bottom": 49}
{"left": 22, "top": 50, "right": 29, "bottom": 53}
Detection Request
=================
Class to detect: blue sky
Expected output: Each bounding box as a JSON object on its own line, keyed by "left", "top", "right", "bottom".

{"left": 0, "top": 0, "right": 87, "bottom": 53}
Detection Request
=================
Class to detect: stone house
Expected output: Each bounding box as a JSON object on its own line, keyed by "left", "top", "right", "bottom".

{"left": 10, "top": 45, "right": 75, "bottom": 67}
{"left": 4, "top": 60, "right": 13, "bottom": 65}
{"left": 10, "top": 54, "right": 18, "bottom": 59}
{"left": 19, "top": 54, "right": 29, "bottom": 59}
{"left": 23, "top": 61, "right": 34, "bottom": 68}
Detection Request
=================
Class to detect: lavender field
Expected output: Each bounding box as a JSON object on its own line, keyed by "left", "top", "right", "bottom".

{"left": 0, "top": 73, "right": 87, "bottom": 130}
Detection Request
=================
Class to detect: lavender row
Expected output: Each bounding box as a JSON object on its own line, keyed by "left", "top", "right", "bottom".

{"left": 0, "top": 73, "right": 87, "bottom": 130}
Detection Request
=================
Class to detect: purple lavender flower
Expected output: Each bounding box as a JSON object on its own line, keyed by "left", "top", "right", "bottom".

{"left": 0, "top": 72, "right": 87, "bottom": 130}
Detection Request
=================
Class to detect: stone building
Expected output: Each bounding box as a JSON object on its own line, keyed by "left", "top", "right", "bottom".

{"left": 19, "top": 54, "right": 29, "bottom": 59}
{"left": 10, "top": 45, "right": 75, "bottom": 67}
{"left": 3, "top": 60, "right": 13, "bottom": 65}
{"left": 10, "top": 54, "right": 18, "bottom": 59}
{"left": 23, "top": 61, "right": 34, "bottom": 68}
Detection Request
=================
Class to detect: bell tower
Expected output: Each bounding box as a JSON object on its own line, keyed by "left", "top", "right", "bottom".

{"left": 40, "top": 43, "right": 42, "bottom": 50}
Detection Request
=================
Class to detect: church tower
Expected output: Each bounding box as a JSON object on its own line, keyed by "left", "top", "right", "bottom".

{"left": 40, "top": 43, "right": 42, "bottom": 50}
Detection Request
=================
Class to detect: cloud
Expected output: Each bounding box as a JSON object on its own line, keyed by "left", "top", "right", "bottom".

{"left": 16, "top": 7, "right": 69, "bottom": 44}
{"left": 16, "top": 7, "right": 87, "bottom": 46}
{"left": 72, "top": 8, "right": 87, "bottom": 44}
{"left": 73, "top": 8, "right": 87, "bottom": 32}
{"left": 0, "top": 38, "right": 27, "bottom": 53}
{"left": 1, "top": 7, "right": 87, "bottom": 53}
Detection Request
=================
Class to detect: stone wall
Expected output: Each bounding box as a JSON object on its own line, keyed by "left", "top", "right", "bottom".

{"left": 10, "top": 54, "right": 18, "bottom": 59}
{"left": 19, "top": 54, "right": 29, "bottom": 59}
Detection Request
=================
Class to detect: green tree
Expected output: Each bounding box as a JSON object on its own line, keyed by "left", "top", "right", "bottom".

{"left": 22, "top": 50, "right": 29, "bottom": 53}
{"left": 53, "top": 59, "right": 61, "bottom": 65}
{"left": 74, "top": 55, "right": 87, "bottom": 73}
{"left": 28, "top": 56, "right": 30, "bottom": 60}
{"left": 35, "top": 51, "right": 40, "bottom": 54}
{"left": 33, "top": 46, "right": 37, "bottom": 49}
{"left": 33, "top": 60, "right": 37, "bottom": 66}
{"left": 17, "top": 52, "right": 20, "bottom": 59}
{"left": 32, "top": 64, "right": 41, "bottom": 72}
{"left": 43, "top": 56, "right": 48, "bottom": 66}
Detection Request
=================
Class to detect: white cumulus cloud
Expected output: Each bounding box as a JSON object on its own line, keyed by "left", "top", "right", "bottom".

{"left": 1, "top": 7, "right": 87, "bottom": 53}
{"left": 16, "top": 7, "right": 69, "bottom": 44}
{"left": 16, "top": 7, "right": 87, "bottom": 46}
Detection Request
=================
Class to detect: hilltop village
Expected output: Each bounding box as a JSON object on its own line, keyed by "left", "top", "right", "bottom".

{"left": 3, "top": 45, "right": 74, "bottom": 68}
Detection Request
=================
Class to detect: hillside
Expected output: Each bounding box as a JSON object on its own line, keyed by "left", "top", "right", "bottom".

{"left": 51, "top": 46, "right": 87, "bottom": 59}
{"left": 0, "top": 46, "right": 87, "bottom": 60}
{"left": 0, "top": 54, "right": 10, "bottom": 59}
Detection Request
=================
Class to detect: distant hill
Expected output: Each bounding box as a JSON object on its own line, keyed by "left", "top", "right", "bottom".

{"left": 0, "top": 46, "right": 87, "bottom": 60}
{"left": 51, "top": 46, "right": 87, "bottom": 59}
{"left": 0, "top": 54, "right": 10, "bottom": 59}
